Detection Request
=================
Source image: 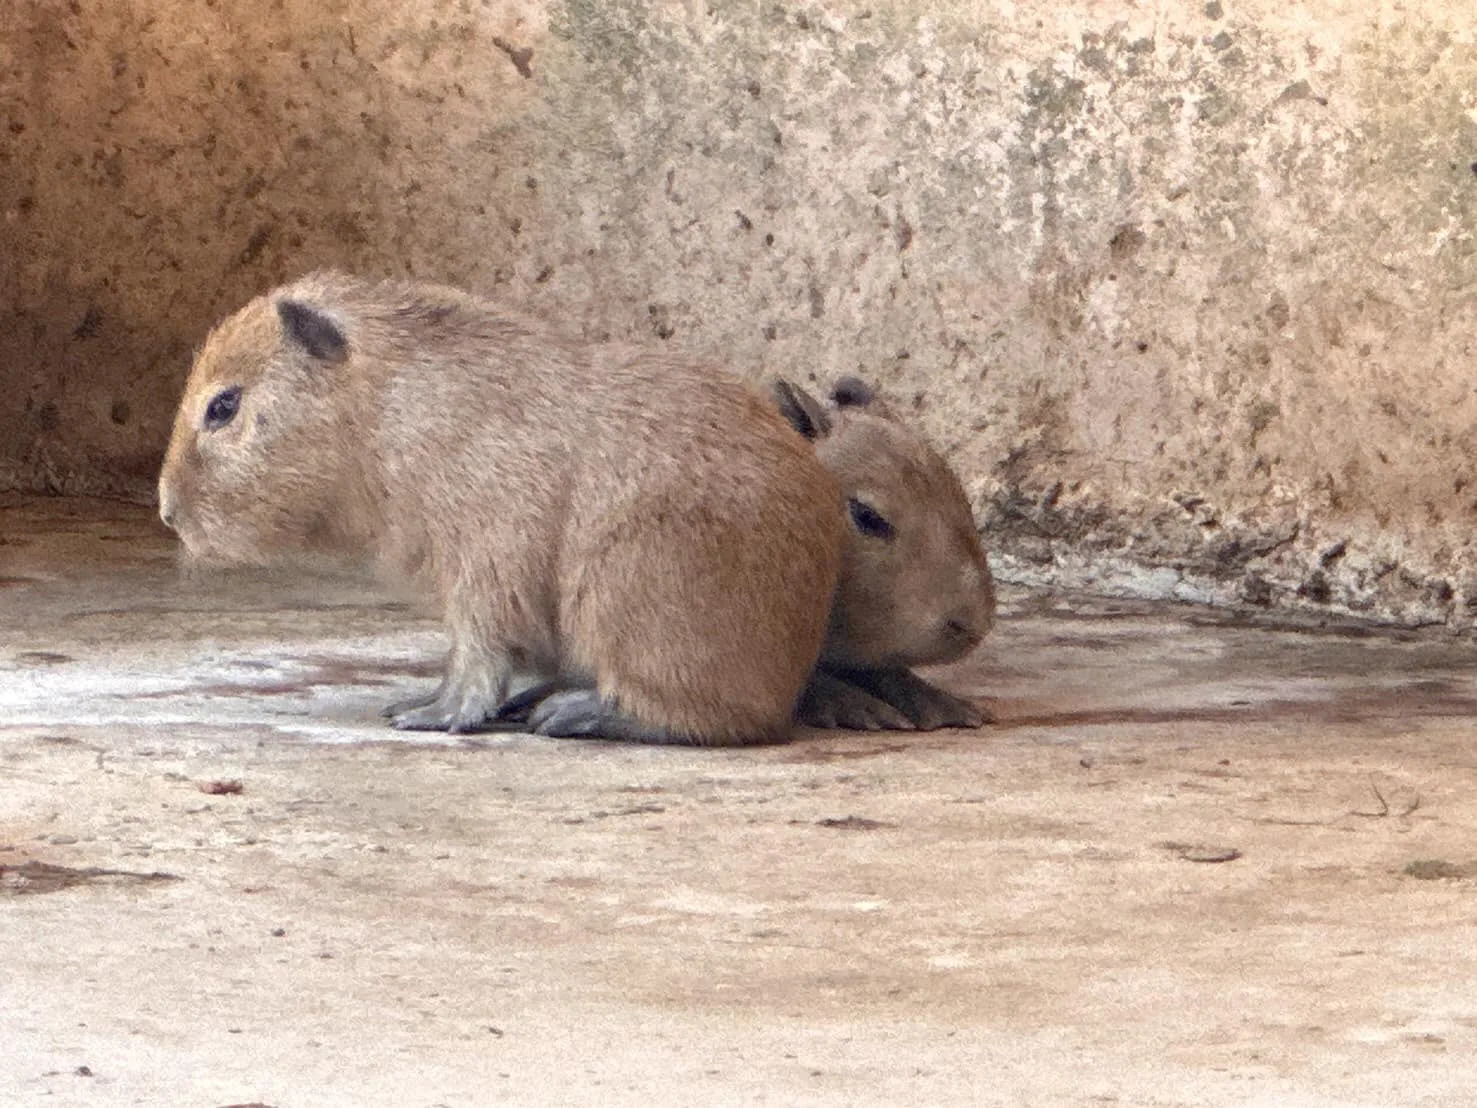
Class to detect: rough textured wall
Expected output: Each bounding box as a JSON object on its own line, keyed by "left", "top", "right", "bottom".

{"left": 2, "top": 0, "right": 1475, "bottom": 625}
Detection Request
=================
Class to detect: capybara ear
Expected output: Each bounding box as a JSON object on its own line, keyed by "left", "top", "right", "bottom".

{"left": 277, "top": 299, "right": 349, "bottom": 364}
{"left": 831, "top": 375, "right": 875, "bottom": 409}
{"left": 771, "top": 378, "right": 832, "bottom": 441}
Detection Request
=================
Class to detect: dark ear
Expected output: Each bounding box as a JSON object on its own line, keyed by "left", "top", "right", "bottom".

{"left": 832, "top": 375, "right": 875, "bottom": 409}
{"left": 277, "top": 300, "right": 349, "bottom": 364}
{"left": 771, "top": 378, "right": 832, "bottom": 440}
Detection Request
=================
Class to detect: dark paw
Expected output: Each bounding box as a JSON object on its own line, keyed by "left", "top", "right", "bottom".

{"left": 797, "top": 670, "right": 915, "bottom": 731}
{"left": 527, "top": 689, "right": 686, "bottom": 743}
{"left": 906, "top": 684, "right": 988, "bottom": 729}
{"left": 822, "top": 667, "right": 988, "bottom": 731}
{"left": 492, "top": 679, "right": 572, "bottom": 725}
{"left": 528, "top": 689, "right": 621, "bottom": 738}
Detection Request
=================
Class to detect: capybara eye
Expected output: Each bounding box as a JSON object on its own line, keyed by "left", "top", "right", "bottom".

{"left": 847, "top": 497, "right": 895, "bottom": 541}
{"left": 204, "top": 385, "right": 242, "bottom": 430}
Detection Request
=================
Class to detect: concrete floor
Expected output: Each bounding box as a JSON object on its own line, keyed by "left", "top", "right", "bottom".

{"left": 4, "top": 496, "right": 1477, "bottom": 1107}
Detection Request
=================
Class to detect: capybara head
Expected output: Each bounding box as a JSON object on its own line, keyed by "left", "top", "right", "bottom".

{"left": 773, "top": 376, "right": 996, "bottom": 669}
{"left": 157, "top": 278, "right": 359, "bottom": 566}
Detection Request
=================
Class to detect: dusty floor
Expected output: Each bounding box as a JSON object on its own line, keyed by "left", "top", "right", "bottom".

{"left": 3, "top": 496, "right": 1477, "bottom": 1107}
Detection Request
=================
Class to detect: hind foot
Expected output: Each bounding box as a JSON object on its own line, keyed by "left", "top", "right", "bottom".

{"left": 491, "top": 677, "right": 586, "bottom": 724}
{"left": 527, "top": 689, "right": 697, "bottom": 745}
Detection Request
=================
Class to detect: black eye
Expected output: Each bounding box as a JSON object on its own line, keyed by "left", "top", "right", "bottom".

{"left": 204, "top": 386, "right": 241, "bottom": 430}
{"left": 847, "top": 497, "right": 895, "bottom": 541}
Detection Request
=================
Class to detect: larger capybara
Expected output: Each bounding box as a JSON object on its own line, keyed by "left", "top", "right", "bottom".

{"left": 158, "top": 271, "right": 843, "bottom": 746}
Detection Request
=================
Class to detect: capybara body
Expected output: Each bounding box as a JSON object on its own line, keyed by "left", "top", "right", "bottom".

{"left": 157, "top": 271, "right": 843, "bottom": 745}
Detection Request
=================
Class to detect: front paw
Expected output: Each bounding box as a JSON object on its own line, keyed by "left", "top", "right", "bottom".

{"left": 387, "top": 685, "right": 501, "bottom": 733}
{"left": 797, "top": 670, "right": 916, "bottom": 731}
{"left": 907, "top": 683, "right": 989, "bottom": 729}
{"left": 826, "top": 667, "right": 989, "bottom": 731}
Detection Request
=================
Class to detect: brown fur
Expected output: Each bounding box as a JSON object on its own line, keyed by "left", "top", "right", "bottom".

{"left": 771, "top": 378, "right": 996, "bottom": 731}
{"left": 492, "top": 373, "right": 1002, "bottom": 734}
{"left": 776, "top": 379, "right": 995, "bottom": 670}
{"left": 157, "top": 271, "right": 843, "bottom": 745}
{"left": 494, "top": 376, "right": 1000, "bottom": 733}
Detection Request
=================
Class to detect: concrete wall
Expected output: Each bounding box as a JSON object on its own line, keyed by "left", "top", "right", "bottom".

{"left": 3, "top": 0, "right": 1474, "bottom": 625}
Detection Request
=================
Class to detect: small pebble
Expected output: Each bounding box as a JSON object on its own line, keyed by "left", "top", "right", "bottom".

{"left": 1162, "top": 841, "right": 1242, "bottom": 864}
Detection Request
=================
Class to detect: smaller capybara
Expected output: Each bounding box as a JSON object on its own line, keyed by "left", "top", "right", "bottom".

{"left": 773, "top": 377, "right": 995, "bottom": 730}
{"left": 497, "top": 374, "right": 998, "bottom": 733}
